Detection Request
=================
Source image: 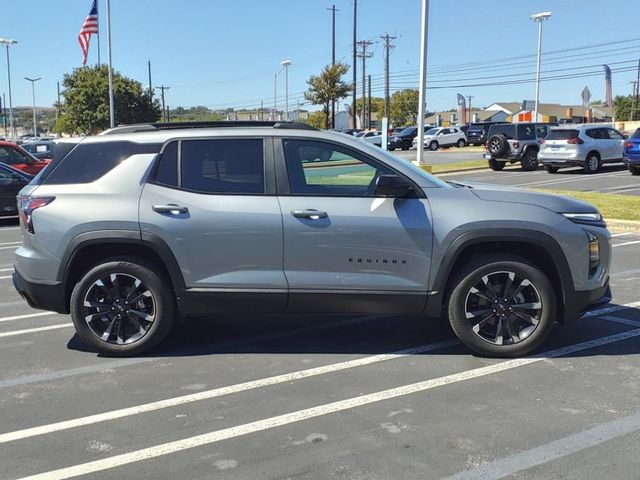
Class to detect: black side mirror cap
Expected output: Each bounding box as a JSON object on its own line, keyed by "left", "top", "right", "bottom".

{"left": 374, "top": 174, "right": 415, "bottom": 197}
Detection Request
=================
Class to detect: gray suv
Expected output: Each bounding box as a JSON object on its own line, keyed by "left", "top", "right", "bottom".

{"left": 13, "top": 121, "right": 612, "bottom": 358}
{"left": 484, "top": 122, "right": 555, "bottom": 171}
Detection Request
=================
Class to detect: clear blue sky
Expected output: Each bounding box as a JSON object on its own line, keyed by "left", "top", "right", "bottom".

{"left": 2, "top": 0, "right": 640, "bottom": 112}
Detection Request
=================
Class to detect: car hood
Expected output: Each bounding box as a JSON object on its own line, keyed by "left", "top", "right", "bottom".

{"left": 453, "top": 181, "right": 599, "bottom": 214}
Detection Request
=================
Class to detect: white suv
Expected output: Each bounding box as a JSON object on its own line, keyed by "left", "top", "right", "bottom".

{"left": 539, "top": 125, "right": 626, "bottom": 174}
{"left": 413, "top": 127, "right": 466, "bottom": 150}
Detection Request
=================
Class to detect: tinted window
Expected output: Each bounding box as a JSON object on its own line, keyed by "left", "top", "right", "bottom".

{"left": 489, "top": 124, "right": 515, "bottom": 139}
{"left": 283, "top": 140, "right": 394, "bottom": 196}
{"left": 398, "top": 127, "right": 416, "bottom": 136}
{"left": 607, "top": 129, "right": 624, "bottom": 140}
{"left": 154, "top": 142, "right": 178, "bottom": 187}
{"left": 517, "top": 124, "right": 536, "bottom": 140}
{"left": 180, "top": 139, "right": 264, "bottom": 194}
{"left": 631, "top": 128, "right": 640, "bottom": 139}
{"left": 546, "top": 129, "right": 579, "bottom": 140}
{"left": 0, "top": 146, "right": 29, "bottom": 166}
{"left": 468, "top": 124, "right": 484, "bottom": 132}
{"left": 535, "top": 125, "right": 548, "bottom": 138}
{"left": 42, "top": 141, "right": 161, "bottom": 185}
{"left": 425, "top": 128, "right": 439, "bottom": 135}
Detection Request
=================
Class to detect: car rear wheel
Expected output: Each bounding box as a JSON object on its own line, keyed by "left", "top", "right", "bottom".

{"left": 429, "top": 141, "right": 439, "bottom": 151}
{"left": 456, "top": 139, "right": 466, "bottom": 148}
{"left": 629, "top": 165, "right": 640, "bottom": 175}
{"left": 583, "top": 153, "right": 600, "bottom": 174}
{"left": 488, "top": 158, "right": 506, "bottom": 171}
{"left": 447, "top": 255, "right": 556, "bottom": 357}
{"left": 401, "top": 145, "right": 409, "bottom": 151}
{"left": 521, "top": 149, "right": 539, "bottom": 171}
{"left": 545, "top": 165, "right": 559, "bottom": 174}
{"left": 70, "top": 258, "right": 176, "bottom": 356}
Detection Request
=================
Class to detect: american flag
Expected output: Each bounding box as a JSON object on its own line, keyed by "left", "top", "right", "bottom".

{"left": 78, "top": 0, "right": 99, "bottom": 65}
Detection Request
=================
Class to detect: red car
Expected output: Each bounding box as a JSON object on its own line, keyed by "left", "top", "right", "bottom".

{"left": 0, "top": 141, "right": 51, "bottom": 175}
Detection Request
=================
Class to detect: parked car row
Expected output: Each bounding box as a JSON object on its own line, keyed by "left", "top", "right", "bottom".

{"left": 483, "top": 122, "right": 639, "bottom": 175}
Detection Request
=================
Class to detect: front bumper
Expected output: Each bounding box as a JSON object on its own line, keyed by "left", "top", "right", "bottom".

{"left": 563, "top": 280, "right": 611, "bottom": 324}
{"left": 13, "top": 269, "right": 68, "bottom": 314}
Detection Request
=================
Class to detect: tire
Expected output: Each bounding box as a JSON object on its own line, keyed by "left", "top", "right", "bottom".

{"left": 429, "top": 141, "right": 439, "bottom": 151}
{"left": 521, "top": 148, "right": 539, "bottom": 171}
{"left": 488, "top": 158, "right": 506, "bottom": 171}
{"left": 388, "top": 147, "right": 396, "bottom": 151}
{"left": 401, "top": 145, "right": 409, "bottom": 151}
{"left": 70, "top": 258, "right": 176, "bottom": 356}
{"left": 583, "top": 153, "right": 600, "bottom": 174}
{"left": 447, "top": 255, "right": 556, "bottom": 358}
{"left": 456, "top": 139, "right": 466, "bottom": 148}
{"left": 629, "top": 165, "right": 640, "bottom": 175}
{"left": 545, "top": 165, "right": 559, "bottom": 174}
{"left": 488, "top": 134, "right": 509, "bottom": 157}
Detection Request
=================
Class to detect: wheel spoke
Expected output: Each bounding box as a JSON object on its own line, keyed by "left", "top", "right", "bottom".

{"left": 85, "top": 312, "right": 109, "bottom": 324}
{"left": 509, "top": 278, "right": 531, "bottom": 299}
{"left": 512, "top": 302, "right": 542, "bottom": 311}
{"left": 481, "top": 275, "right": 499, "bottom": 299}
{"left": 83, "top": 300, "right": 112, "bottom": 309}
{"left": 110, "top": 274, "right": 121, "bottom": 299}
{"left": 504, "top": 316, "right": 517, "bottom": 344}
{"left": 471, "top": 312, "right": 494, "bottom": 333}
{"left": 503, "top": 272, "right": 515, "bottom": 298}
{"left": 494, "top": 318, "right": 504, "bottom": 345}
{"left": 100, "top": 317, "right": 117, "bottom": 341}
{"left": 127, "top": 289, "right": 152, "bottom": 305}
{"left": 465, "top": 307, "right": 493, "bottom": 319}
{"left": 513, "top": 310, "right": 540, "bottom": 327}
{"left": 129, "top": 309, "right": 155, "bottom": 323}
{"left": 469, "top": 286, "right": 492, "bottom": 302}
{"left": 116, "top": 318, "right": 125, "bottom": 345}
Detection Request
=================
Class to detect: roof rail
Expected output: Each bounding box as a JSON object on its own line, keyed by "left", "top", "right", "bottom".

{"left": 100, "top": 120, "right": 317, "bottom": 135}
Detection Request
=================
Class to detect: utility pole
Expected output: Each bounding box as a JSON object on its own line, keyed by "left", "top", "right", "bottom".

{"left": 261, "top": 100, "right": 264, "bottom": 121}
{"left": 352, "top": 0, "right": 357, "bottom": 128}
{"left": 327, "top": 5, "right": 338, "bottom": 128}
{"left": 356, "top": 40, "right": 373, "bottom": 128}
{"left": 147, "top": 60, "right": 153, "bottom": 97}
{"left": 156, "top": 85, "right": 169, "bottom": 122}
{"left": 630, "top": 81, "right": 638, "bottom": 121}
{"left": 466, "top": 95, "right": 474, "bottom": 124}
{"left": 56, "top": 81, "right": 61, "bottom": 120}
{"left": 166, "top": 105, "right": 170, "bottom": 122}
{"left": 380, "top": 34, "right": 396, "bottom": 122}
{"left": 367, "top": 74, "right": 372, "bottom": 129}
{"left": 1, "top": 93, "right": 5, "bottom": 138}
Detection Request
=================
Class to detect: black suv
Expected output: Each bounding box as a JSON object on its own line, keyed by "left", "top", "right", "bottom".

{"left": 467, "top": 122, "right": 507, "bottom": 146}
{"left": 484, "top": 122, "right": 556, "bottom": 171}
{"left": 388, "top": 126, "right": 429, "bottom": 151}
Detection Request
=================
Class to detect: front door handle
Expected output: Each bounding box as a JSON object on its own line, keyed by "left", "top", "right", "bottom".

{"left": 152, "top": 204, "right": 189, "bottom": 214}
{"left": 291, "top": 209, "right": 328, "bottom": 219}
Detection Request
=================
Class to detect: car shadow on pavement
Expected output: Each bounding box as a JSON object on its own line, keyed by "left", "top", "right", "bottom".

{"left": 66, "top": 303, "right": 640, "bottom": 358}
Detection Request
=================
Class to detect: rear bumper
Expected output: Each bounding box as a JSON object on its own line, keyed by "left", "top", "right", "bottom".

{"left": 562, "top": 280, "right": 611, "bottom": 324}
{"left": 623, "top": 153, "right": 640, "bottom": 164}
{"left": 12, "top": 269, "right": 68, "bottom": 314}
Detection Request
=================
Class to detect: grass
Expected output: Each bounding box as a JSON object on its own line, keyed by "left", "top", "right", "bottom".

{"left": 431, "top": 159, "right": 488, "bottom": 173}
{"left": 537, "top": 189, "right": 640, "bottom": 222}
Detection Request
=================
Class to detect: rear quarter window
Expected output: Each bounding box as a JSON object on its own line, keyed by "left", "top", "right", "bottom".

{"left": 489, "top": 124, "right": 515, "bottom": 139}
{"left": 631, "top": 128, "right": 640, "bottom": 140}
{"left": 41, "top": 141, "right": 161, "bottom": 185}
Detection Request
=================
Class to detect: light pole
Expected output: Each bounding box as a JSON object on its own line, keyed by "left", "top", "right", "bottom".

{"left": 281, "top": 59, "right": 291, "bottom": 121}
{"left": 24, "top": 77, "right": 41, "bottom": 136}
{"left": 531, "top": 11, "right": 551, "bottom": 122}
{"left": 415, "top": 0, "right": 430, "bottom": 170}
{"left": 0, "top": 38, "right": 17, "bottom": 140}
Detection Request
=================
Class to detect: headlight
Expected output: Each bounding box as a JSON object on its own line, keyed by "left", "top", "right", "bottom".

{"left": 586, "top": 230, "right": 599, "bottom": 273}
{"left": 561, "top": 212, "right": 605, "bottom": 227}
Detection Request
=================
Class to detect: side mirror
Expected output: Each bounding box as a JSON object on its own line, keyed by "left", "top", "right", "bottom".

{"left": 623, "top": 134, "right": 629, "bottom": 140}
{"left": 374, "top": 174, "right": 414, "bottom": 197}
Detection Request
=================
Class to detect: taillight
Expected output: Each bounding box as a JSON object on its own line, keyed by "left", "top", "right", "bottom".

{"left": 567, "top": 137, "right": 584, "bottom": 144}
{"left": 513, "top": 141, "right": 520, "bottom": 148}
{"left": 624, "top": 141, "right": 633, "bottom": 148}
{"left": 18, "top": 196, "right": 55, "bottom": 234}
{"left": 539, "top": 139, "right": 545, "bottom": 144}
{"left": 483, "top": 141, "right": 488, "bottom": 149}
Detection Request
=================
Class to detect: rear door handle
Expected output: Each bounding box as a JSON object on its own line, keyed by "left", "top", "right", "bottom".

{"left": 291, "top": 209, "right": 327, "bottom": 219}
{"left": 152, "top": 204, "right": 188, "bottom": 214}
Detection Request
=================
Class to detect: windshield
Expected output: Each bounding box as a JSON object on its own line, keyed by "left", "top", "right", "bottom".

{"left": 631, "top": 128, "right": 640, "bottom": 139}
{"left": 398, "top": 127, "right": 416, "bottom": 136}
{"left": 425, "top": 128, "right": 439, "bottom": 135}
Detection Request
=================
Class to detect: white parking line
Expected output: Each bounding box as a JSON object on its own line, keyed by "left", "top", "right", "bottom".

{"left": 0, "top": 245, "right": 18, "bottom": 250}
{"left": 0, "top": 267, "right": 14, "bottom": 272}
{"left": 603, "top": 186, "right": 640, "bottom": 194}
{"left": 0, "top": 275, "right": 12, "bottom": 280}
{"left": 0, "top": 241, "right": 20, "bottom": 246}
{"left": 612, "top": 240, "right": 640, "bottom": 248}
{"left": 0, "top": 338, "right": 461, "bottom": 444}
{"left": 599, "top": 315, "right": 640, "bottom": 327}
{"left": 0, "top": 324, "right": 72, "bottom": 338}
{"left": 443, "top": 410, "right": 640, "bottom": 480}
{"left": 16, "top": 328, "right": 640, "bottom": 480}
{"left": 0, "top": 312, "right": 57, "bottom": 323}
{"left": 515, "top": 170, "right": 626, "bottom": 188}
{"left": 582, "top": 301, "right": 640, "bottom": 318}
{"left": 611, "top": 232, "right": 634, "bottom": 237}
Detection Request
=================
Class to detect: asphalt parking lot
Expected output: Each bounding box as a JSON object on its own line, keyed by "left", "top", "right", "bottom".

{"left": 1, "top": 218, "right": 640, "bottom": 480}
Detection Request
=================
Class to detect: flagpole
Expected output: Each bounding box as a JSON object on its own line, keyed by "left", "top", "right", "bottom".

{"left": 106, "top": 0, "right": 114, "bottom": 128}
{"left": 96, "top": 0, "right": 101, "bottom": 65}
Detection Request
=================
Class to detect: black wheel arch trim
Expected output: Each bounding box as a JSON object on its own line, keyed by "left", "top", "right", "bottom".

{"left": 58, "top": 230, "right": 187, "bottom": 292}
{"left": 425, "top": 228, "right": 575, "bottom": 320}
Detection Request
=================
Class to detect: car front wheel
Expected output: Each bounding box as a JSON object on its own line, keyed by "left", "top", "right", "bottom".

{"left": 70, "top": 258, "right": 176, "bottom": 356}
{"left": 629, "top": 165, "right": 640, "bottom": 175}
{"left": 456, "top": 139, "right": 466, "bottom": 148}
{"left": 545, "top": 165, "right": 559, "bottom": 174}
{"left": 521, "top": 149, "right": 539, "bottom": 171}
{"left": 583, "top": 153, "right": 600, "bottom": 174}
{"left": 429, "top": 141, "right": 439, "bottom": 151}
{"left": 447, "top": 255, "right": 556, "bottom": 357}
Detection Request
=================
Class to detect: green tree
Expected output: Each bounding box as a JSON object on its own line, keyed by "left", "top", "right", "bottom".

{"left": 613, "top": 95, "right": 639, "bottom": 121}
{"left": 304, "top": 63, "right": 352, "bottom": 129}
{"left": 55, "top": 65, "right": 161, "bottom": 134}
{"left": 355, "top": 97, "right": 385, "bottom": 122}
{"left": 305, "top": 111, "right": 327, "bottom": 129}
{"left": 390, "top": 89, "right": 419, "bottom": 127}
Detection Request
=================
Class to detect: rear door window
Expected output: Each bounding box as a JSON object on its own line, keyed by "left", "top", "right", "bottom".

{"left": 607, "top": 129, "right": 624, "bottom": 140}
{"left": 180, "top": 139, "right": 264, "bottom": 194}
{"left": 490, "top": 124, "right": 515, "bottom": 139}
{"left": 517, "top": 124, "right": 536, "bottom": 140}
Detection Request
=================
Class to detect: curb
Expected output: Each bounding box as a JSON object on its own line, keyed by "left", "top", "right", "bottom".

{"left": 606, "top": 219, "right": 640, "bottom": 233}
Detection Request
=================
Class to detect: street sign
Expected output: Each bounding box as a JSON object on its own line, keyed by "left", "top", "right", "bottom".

{"left": 581, "top": 86, "right": 591, "bottom": 105}
{"left": 522, "top": 100, "right": 536, "bottom": 111}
